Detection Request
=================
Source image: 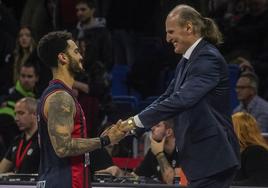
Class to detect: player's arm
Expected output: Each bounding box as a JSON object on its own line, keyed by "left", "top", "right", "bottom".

{"left": 45, "top": 91, "right": 102, "bottom": 157}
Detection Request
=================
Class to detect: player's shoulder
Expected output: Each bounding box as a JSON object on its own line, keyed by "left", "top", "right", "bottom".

{"left": 44, "top": 90, "right": 74, "bottom": 107}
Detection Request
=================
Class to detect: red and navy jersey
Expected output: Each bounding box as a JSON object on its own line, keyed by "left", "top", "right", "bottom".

{"left": 37, "top": 79, "right": 89, "bottom": 188}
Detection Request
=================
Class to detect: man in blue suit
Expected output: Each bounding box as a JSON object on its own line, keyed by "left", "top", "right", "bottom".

{"left": 110, "top": 4, "right": 240, "bottom": 188}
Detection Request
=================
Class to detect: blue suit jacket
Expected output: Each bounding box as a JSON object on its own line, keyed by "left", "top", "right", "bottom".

{"left": 138, "top": 39, "right": 240, "bottom": 181}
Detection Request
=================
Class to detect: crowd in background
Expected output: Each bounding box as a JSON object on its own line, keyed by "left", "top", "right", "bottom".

{"left": 0, "top": 0, "right": 268, "bottom": 186}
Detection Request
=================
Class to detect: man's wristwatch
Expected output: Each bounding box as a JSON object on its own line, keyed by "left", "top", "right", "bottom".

{"left": 127, "top": 117, "right": 136, "bottom": 130}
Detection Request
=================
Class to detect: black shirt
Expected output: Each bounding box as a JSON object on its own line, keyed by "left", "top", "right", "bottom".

{"left": 135, "top": 148, "right": 180, "bottom": 181}
{"left": 5, "top": 131, "right": 39, "bottom": 173}
{"left": 90, "top": 148, "right": 114, "bottom": 173}
{"left": 233, "top": 145, "right": 268, "bottom": 186}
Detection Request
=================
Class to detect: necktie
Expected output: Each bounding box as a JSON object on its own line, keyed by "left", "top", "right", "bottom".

{"left": 176, "top": 57, "right": 188, "bottom": 82}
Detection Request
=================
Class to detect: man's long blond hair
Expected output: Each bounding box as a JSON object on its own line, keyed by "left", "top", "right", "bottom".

{"left": 232, "top": 112, "right": 268, "bottom": 151}
{"left": 170, "top": 5, "right": 223, "bottom": 46}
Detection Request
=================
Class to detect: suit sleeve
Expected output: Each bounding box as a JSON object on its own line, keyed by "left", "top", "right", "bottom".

{"left": 138, "top": 51, "right": 221, "bottom": 128}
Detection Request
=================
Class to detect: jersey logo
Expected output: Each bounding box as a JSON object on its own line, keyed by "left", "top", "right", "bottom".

{"left": 85, "top": 152, "right": 90, "bottom": 167}
{"left": 27, "top": 148, "right": 33, "bottom": 155}
{"left": 12, "top": 146, "right": 17, "bottom": 152}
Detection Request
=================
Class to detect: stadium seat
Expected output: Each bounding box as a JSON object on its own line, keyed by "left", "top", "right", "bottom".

{"left": 111, "top": 64, "right": 129, "bottom": 96}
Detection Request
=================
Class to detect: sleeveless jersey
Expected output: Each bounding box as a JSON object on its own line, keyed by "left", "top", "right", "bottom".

{"left": 37, "top": 79, "right": 89, "bottom": 188}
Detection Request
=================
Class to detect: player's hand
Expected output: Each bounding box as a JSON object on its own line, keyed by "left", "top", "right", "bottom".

{"left": 150, "top": 136, "right": 166, "bottom": 156}
{"left": 105, "top": 120, "right": 127, "bottom": 144}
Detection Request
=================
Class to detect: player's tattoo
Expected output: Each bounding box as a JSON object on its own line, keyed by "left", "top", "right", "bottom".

{"left": 47, "top": 91, "right": 101, "bottom": 157}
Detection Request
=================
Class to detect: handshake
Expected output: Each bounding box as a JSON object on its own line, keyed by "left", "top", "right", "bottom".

{"left": 100, "top": 117, "right": 137, "bottom": 146}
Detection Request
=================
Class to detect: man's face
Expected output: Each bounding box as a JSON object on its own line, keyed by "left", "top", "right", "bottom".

{"left": 236, "top": 77, "right": 255, "bottom": 102}
{"left": 15, "top": 102, "right": 36, "bottom": 132}
{"left": 76, "top": 3, "right": 94, "bottom": 23}
{"left": 151, "top": 122, "right": 167, "bottom": 142}
{"left": 66, "top": 40, "right": 84, "bottom": 76}
{"left": 165, "top": 15, "right": 192, "bottom": 54}
{"left": 19, "top": 66, "right": 38, "bottom": 91}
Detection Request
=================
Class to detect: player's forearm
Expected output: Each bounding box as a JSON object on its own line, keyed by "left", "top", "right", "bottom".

{"left": 52, "top": 137, "right": 101, "bottom": 157}
{"left": 156, "top": 153, "right": 175, "bottom": 184}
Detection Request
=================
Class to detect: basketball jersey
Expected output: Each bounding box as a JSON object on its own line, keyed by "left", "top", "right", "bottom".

{"left": 37, "top": 79, "right": 89, "bottom": 188}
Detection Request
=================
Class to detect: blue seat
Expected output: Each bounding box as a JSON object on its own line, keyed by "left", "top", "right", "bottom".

{"left": 112, "top": 96, "right": 138, "bottom": 109}
{"left": 111, "top": 64, "right": 129, "bottom": 96}
{"left": 138, "top": 96, "right": 159, "bottom": 111}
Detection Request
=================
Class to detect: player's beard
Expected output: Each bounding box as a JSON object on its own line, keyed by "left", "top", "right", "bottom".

{"left": 66, "top": 53, "right": 84, "bottom": 77}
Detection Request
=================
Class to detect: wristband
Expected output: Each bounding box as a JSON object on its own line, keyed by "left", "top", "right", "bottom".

{"left": 100, "top": 136, "right": 111, "bottom": 148}
{"left": 155, "top": 151, "right": 164, "bottom": 158}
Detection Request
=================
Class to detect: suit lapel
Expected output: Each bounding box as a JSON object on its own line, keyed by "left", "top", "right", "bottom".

{"left": 175, "top": 39, "right": 209, "bottom": 87}
{"left": 175, "top": 57, "right": 188, "bottom": 87}
{"left": 176, "top": 61, "right": 190, "bottom": 87}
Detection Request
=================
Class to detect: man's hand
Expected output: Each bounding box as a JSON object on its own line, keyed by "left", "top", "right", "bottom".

{"left": 119, "top": 117, "right": 136, "bottom": 133}
{"left": 150, "top": 136, "right": 166, "bottom": 156}
{"left": 105, "top": 120, "right": 127, "bottom": 145}
{"left": 95, "top": 166, "right": 124, "bottom": 177}
{"left": 101, "top": 117, "right": 136, "bottom": 137}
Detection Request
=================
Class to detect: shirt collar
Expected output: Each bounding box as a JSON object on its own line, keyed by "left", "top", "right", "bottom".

{"left": 183, "top": 38, "right": 202, "bottom": 60}
{"left": 247, "top": 95, "right": 258, "bottom": 111}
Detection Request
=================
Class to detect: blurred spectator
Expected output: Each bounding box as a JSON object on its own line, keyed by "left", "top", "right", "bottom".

{"left": 0, "top": 62, "right": 38, "bottom": 148}
{"left": 233, "top": 72, "right": 268, "bottom": 132}
{"left": 230, "top": 56, "right": 254, "bottom": 73}
{"left": 0, "top": 29, "right": 16, "bottom": 95}
{"left": 73, "top": 37, "right": 112, "bottom": 137}
{"left": 20, "top": 0, "right": 53, "bottom": 41}
{"left": 0, "top": 97, "right": 39, "bottom": 174}
{"left": 0, "top": 2, "right": 19, "bottom": 95}
{"left": 73, "top": 0, "right": 113, "bottom": 72}
{"left": 224, "top": 0, "right": 268, "bottom": 56}
{"left": 72, "top": 0, "right": 113, "bottom": 136}
{"left": 12, "top": 26, "right": 36, "bottom": 84}
{"left": 93, "top": 120, "right": 185, "bottom": 184}
{"left": 0, "top": 1, "right": 18, "bottom": 38}
{"left": 1, "top": 26, "right": 36, "bottom": 95}
{"left": 1, "top": 0, "right": 27, "bottom": 23}
{"left": 232, "top": 112, "right": 268, "bottom": 186}
{"left": 134, "top": 120, "right": 181, "bottom": 185}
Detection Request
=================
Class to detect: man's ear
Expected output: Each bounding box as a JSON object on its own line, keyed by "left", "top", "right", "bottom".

{"left": 166, "top": 128, "right": 173, "bottom": 137}
{"left": 58, "top": 53, "right": 68, "bottom": 65}
{"left": 185, "top": 21, "right": 193, "bottom": 34}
